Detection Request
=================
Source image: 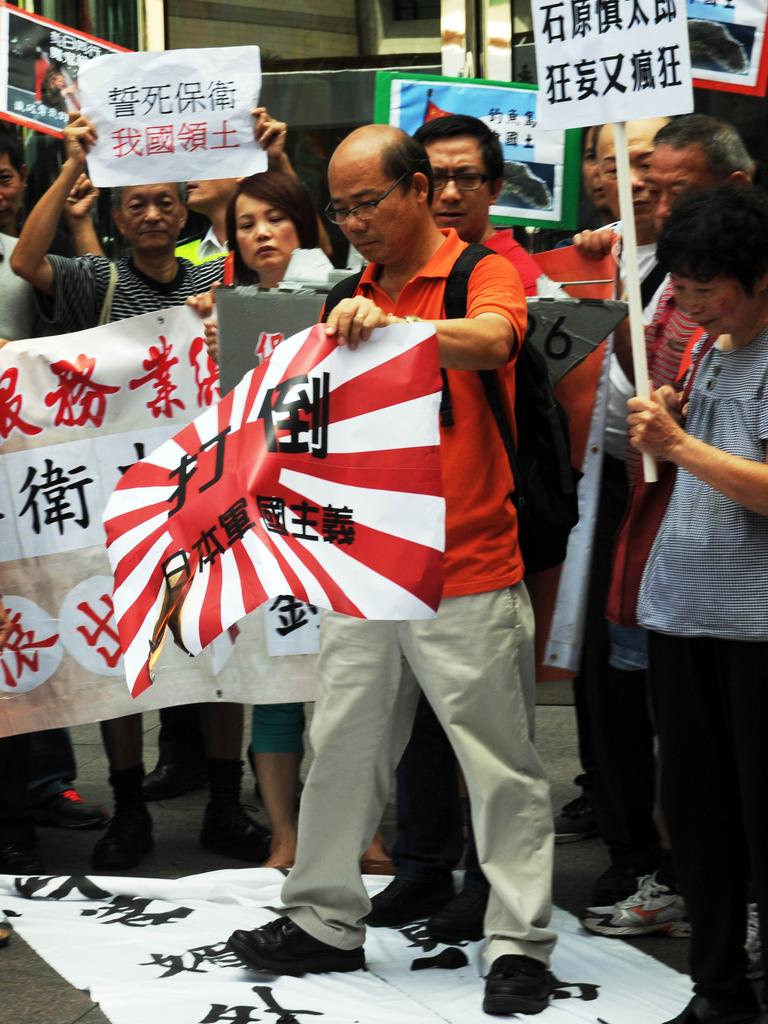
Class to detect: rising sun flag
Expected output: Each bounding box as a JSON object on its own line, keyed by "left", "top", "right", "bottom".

{"left": 103, "top": 321, "right": 446, "bottom": 697}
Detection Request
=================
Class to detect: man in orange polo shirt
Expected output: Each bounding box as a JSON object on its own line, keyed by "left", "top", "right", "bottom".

{"left": 227, "top": 124, "right": 555, "bottom": 1017}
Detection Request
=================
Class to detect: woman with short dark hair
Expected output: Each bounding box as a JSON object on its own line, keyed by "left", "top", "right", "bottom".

{"left": 629, "top": 185, "right": 768, "bottom": 1024}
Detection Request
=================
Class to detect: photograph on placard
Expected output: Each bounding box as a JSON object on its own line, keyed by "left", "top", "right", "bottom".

{"left": 0, "top": 2, "right": 127, "bottom": 137}
{"left": 375, "top": 71, "right": 581, "bottom": 230}
{"left": 689, "top": 0, "right": 768, "bottom": 95}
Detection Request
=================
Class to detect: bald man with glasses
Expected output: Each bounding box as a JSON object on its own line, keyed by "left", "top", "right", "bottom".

{"left": 227, "top": 123, "right": 555, "bottom": 1018}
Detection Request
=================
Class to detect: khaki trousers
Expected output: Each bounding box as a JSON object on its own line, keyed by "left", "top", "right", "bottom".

{"left": 281, "top": 582, "right": 555, "bottom": 968}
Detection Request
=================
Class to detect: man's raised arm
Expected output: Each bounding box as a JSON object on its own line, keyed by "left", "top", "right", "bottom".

{"left": 11, "top": 114, "right": 97, "bottom": 295}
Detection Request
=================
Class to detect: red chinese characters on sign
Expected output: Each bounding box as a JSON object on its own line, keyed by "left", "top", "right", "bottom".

{"left": 189, "top": 336, "right": 220, "bottom": 407}
{"left": 0, "top": 367, "right": 43, "bottom": 440}
{"left": 77, "top": 593, "right": 122, "bottom": 669}
{"left": 145, "top": 125, "right": 175, "bottom": 155}
{"left": 129, "top": 335, "right": 185, "bottom": 419}
{"left": 112, "top": 126, "right": 144, "bottom": 158}
{"left": 256, "top": 332, "right": 284, "bottom": 362}
{"left": 45, "top": 354, "right": 121, "bottom": 427}
{"left": 0, "top": 610, "right": 59, "bottom": 690}
{"left": 111, "top": 119, "right": 240, "bottom": 159}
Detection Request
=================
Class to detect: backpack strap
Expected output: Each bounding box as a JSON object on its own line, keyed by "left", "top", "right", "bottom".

{"left": 479, "top": 368, "right": 523, "bottom": 503}
{"left": 439, "top": 243, "right": 494, "bottom": 427}
{"left": 98, "top": 262, "right": 119, "bottom": 326}
{"left": 639, "top": 260, "right": 667, "bottom": 310}
{"left": 321, "top": 270, "right": 365, "bottom": 322}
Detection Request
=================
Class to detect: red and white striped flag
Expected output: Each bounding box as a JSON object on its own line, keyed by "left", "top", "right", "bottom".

{"left": 103, "top": 321, "right": 445, "bottom": 697}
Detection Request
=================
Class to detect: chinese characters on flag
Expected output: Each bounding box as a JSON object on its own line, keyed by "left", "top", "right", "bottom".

{"left": 104, "top": 322, "right": 446, "bottom": 698}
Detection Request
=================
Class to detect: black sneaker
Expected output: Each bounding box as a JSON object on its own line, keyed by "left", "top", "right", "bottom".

{"left": 0, "top": 840, "right": 45, "bottom": 874}
{"left": 661, "top": 994, "right": 763, "bottom": 1023}
{"left": 199, "top": 802, "right": 271, "bottom": 862}
{"left": 365, "top": 877, "right": 454, "bottom": 928}
{"left": 428, "top": 888, "right": 488, "bottom": 943}
{"left": 92, "top": 806, "right": 153, "bottom": 871}
{"left": 31, "top": 788, "right": 110, "bottom": 830}
{"left": 483, "top": 954, "right": 550, "bottom": 1016}
{"left": 554, "top": 792, "right": 598, "bottom": 843}
{"left": 228, "top": 917, "right": 365, "bottom": 976}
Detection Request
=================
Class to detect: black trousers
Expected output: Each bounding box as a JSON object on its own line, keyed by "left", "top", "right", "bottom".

{"left": 649, "top": 631, "right": 768, "bottom": 1006}
{"left": 393, "top": 692, "right": 487, "bottom": 891}
{"left": 579, "top": 454, "right": 658, "bottom": 868}
{"left": 0, "top": 733, "right": 35, "bottom": 845}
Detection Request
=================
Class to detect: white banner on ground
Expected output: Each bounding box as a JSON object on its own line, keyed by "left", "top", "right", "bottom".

{"left": 1, "top": 870, "right": 694, "bottom": 1024}
{"left": 531, "top": 0, "right": 694, "bottom": 129}
{"left": 0, "top": 306, "right": 315, "bottom": 738}
{"left": 78, "top": 46, "right": 266, "bottom": 187}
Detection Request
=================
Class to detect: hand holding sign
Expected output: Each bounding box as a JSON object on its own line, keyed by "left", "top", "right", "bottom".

{"left": 78, "top": 46, "right": 266, "bottom": 188}
{"left": 62, "top": 113, "right": 98, "bottom": 172}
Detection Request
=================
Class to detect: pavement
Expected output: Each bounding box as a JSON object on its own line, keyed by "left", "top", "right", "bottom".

{"left": 1, "top": 681, "right": 690, "bottom": 1024}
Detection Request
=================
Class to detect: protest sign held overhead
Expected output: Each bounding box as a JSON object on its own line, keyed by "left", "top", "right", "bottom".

{"left": 0, "top": 1, "right": 128, "bottom": 137}
{"left": 103, "top": 321, "right": 446, "bottom": 699}
{"left": 531, "top": 0, "right": 694, "bottom": 130}
{"left": 77, "top": 46, "right": 266, "bottom": 187}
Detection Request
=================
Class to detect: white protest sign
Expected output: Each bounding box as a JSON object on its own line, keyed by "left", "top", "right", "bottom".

{"left": 78, "top": 46, "right": 266, "bottom": 187}
{"left": 531, "top": 0, "right": 694, "bottom": 130}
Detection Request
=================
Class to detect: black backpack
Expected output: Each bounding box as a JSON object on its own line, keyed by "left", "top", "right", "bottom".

{"left": 322, "top": 244, "right": 580, "bottom": 573}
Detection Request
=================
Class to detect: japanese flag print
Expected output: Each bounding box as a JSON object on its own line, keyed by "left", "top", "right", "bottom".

{"left": 103, "top": 322, "right": 446, "bottom": 697}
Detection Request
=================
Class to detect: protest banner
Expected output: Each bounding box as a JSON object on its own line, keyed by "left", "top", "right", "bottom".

{"left": 0, "top": 1, "right": 128, "bottom": 138}
{"left": 530, "top": 0, "right": 694, "bottom": 130}
{"left": 375, "top": 71, "right": 581, "bottom": 230}
{"left": 104, "top": 320, "right": 446, "bottom": 698}
{"left": 0, "top": 306, "right": 316, "bottom": 738}
{"left": 77, "top": 46, "right": 267, "bottom": 188}
{"left": 0, "top": 872, "right": 695, "bottom": 1024}
{"left": 532, "top": 0, "right": 694, "bottom": 483}
{"left": 689, "top": 0, "right": 768, "bottom": 95}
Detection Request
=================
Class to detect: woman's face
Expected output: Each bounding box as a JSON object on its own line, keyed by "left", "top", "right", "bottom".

{"left": 670, "top": 271, "right": 768, "bottom": 348}
{"left": 235, "top": 193, "right": 300, "bottom": 286}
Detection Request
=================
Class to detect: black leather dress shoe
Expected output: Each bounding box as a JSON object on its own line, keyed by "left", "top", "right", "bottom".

{"left": 365, "top": 877, "right": 455, "bottom": 928}
{"left": 228, "top": 917, "right": 365, "bottom": 976}
{"left": 91, "top": 806, "right": 153, "bottom": 871}
{"left": 0, "top": 841, "right": 44, "bottom": 874}
{"left": 662, "top": 995, "right": 763, "bottom": 1024}
{"left": 428, "top": 888, "right": 488, "bottom": 942}
{"left": 142, "top": 763, "right": 208, "bottom": 801}
{"left": 199, "top": 802, "right": 270, "bottom": 862}
{"left": 483, "top": 954, "right": 550, "bottom": 1016}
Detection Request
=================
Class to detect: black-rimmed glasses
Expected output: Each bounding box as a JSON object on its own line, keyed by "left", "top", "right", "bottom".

{"left": 432, "top": 172, "right": 489, "bottom": 192}
{"left": 324, "top": 171, "right": 412, "bottom": 225}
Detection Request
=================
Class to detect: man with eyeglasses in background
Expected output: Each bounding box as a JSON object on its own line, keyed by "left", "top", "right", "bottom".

{"left": 227, "top": 122, "right": 555, "bottom": 1018}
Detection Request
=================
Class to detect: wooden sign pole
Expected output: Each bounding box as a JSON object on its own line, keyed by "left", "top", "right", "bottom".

{"left": 612, "top": 120, "right": 657, "bottom": 483}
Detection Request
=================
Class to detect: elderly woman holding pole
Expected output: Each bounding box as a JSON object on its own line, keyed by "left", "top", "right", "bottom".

{"left": 630, "top": 185, "right": 768, "bottom": 1024}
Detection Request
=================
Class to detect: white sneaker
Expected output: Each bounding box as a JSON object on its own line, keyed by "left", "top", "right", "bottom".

{"left": 746, "top": 903, "right": 763, "bottom": 980}
{"left": 580, "top": 872, "right": 691, "bottom": 937}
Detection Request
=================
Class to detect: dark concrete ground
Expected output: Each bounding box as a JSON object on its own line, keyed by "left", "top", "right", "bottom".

{"left": 1, "top": 682, "right": 690, "bottom": 1024}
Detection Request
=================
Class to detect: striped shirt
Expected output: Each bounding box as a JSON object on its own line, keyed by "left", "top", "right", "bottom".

{"left": 41, "top": 253, "right": 225, "bottom": 333}
{"left": 638, "top": 328, "right": 768, "bottom": 640}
